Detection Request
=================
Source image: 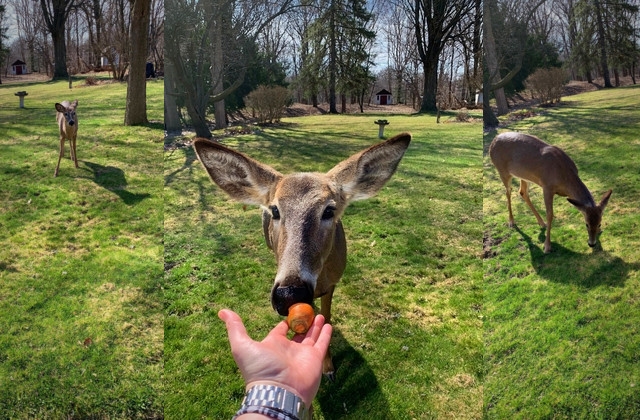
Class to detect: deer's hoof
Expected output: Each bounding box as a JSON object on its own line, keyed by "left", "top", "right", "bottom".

{"left": 323, "top": 370, "right": 336, "bottom": 383}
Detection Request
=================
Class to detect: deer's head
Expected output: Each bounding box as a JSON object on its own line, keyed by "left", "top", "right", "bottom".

{"left": 194, "top": 133, "right": 411, "bottom": 315}
{"left": 55, "top": 100, "right": 78, "bottom": 127}
{"left": 568, "top": 189, "right": 612, "bottom": 248}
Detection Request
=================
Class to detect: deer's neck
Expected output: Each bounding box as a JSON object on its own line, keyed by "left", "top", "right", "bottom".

{"left": 568, "top": 177, "right": 596, "bottom": 207}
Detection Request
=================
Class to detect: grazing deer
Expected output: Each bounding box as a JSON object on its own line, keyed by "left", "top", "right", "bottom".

{"left": 193, "top": 133, "right": 411, "bottom": 380}
{"left": 489, "top": 132, "right": 612, "bottom": 253}
{"left": 54, "top": 100, "right": 79, "bottom": 177}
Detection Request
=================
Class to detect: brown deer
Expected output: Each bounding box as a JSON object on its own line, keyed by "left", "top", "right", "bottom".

{"left": 489, "top": 132, "right": 612, "bottom": 253}
{"left": 54, "top": 100, "right": 79, "bottom": 177}
{"left": 193, "top": 133, "right": 411, "bottom": 380}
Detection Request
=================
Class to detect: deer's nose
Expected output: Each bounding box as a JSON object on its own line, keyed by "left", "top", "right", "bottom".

{"left": 271, "top": 282, "right": 314, "bottom": 316}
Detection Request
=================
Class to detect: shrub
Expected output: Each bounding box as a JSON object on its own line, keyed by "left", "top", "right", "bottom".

{"left": 456, "top": 110, "right": 470, "bottom": 122}
{"left": 84, "top": 76, "right": 98, "bottom": 86}
{"left": 525, "top": 67, "right": 567, "bottom": 105}
{"left": 244, "top": 85, "right": 290, "bottom": 124}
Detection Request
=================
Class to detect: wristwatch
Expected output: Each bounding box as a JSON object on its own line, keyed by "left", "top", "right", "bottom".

{"left": 233, "top": 384, "right": 307, "bottom": 420}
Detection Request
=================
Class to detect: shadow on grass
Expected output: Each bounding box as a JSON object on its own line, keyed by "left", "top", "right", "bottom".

{"left": 83, "top": 161, "right": 150, "bottom": 205}
{"left": 514, "top": 225, "right": 638, "bottom": 288}
{"left": 316, "top": 328, "right": 393, "bottom": 419}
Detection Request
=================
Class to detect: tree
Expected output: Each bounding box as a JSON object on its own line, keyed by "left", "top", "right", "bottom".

{"left": 334, "top": 0, "right": 375, "bottom": 112}
{"left": 124, "top": 0, "right": 151, "bottom": 125}
{"left": 166, "top": 0, "right": 296, "bottom": 137}
{"left": 483, "top": 0, "right": 547, "bottom": 125}
{"left": 409, "top": 0, "right": 475, "bottom": 113}
{"left": 0, "top": 1, "right": 8, "bottom": 84}
{"left": 40, "top": 0, "right": 76, "bottom": 79}
{"left": 593, "top": 0, "right": 612, "bottom": 87}
{"left": 382, "top": 4, "right": 415, "bottom": 105}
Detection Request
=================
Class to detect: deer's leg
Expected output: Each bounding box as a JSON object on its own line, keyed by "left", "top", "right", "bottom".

{"left": 498, "top": 173, "right": 515, "bottom": 227}
{"left": 55, "top": 136, "right": 65, "bottom": 177}
{"left": 319, "top": 286, "right": 335, "bottom": 381}
{"left": 519, "top": 180, "right": 546, "bottom": 228}
{"left": 71, "top": 134, "right": 78, "bottom": 168}
{"left": 542, "top": 189, "right": 555, "bottom": 253}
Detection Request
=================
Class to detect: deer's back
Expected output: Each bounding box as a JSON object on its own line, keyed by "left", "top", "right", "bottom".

{"left": 489, "top": 132, "right": 578, "bottom": 188}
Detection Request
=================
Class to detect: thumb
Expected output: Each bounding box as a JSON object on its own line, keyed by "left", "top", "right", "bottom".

{"left": 218, "top": 309, "right": 251, "bottom": 348}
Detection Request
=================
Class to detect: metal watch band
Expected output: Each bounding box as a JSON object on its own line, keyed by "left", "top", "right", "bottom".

{"left": 233, "top": 384, "right": 306, "bottom": 420}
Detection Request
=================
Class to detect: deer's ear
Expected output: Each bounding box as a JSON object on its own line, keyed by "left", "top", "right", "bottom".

{"left": 567, "top": 197, "right": 584, "bottom": 209}
{"left": 598, "top": 189, "right": 612, "bottom": 210}
{"left": 55, "top": 103, "right": 65, "bottom": 112}
{"left": 193, "top": 138, "right": 282, "bottom": 206}
{"left": 327, "top": 132, "right": 411, "bottom": 202}
{"left": 71, "top": 100, "right": 78, "bottom": 108}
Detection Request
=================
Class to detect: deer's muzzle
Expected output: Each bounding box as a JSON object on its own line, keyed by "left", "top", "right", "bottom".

{"left": 271, "top": 282, "right": 314, "bottom": 316}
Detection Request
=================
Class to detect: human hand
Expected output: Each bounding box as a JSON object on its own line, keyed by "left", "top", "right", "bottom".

{"left": 218, "top": 309, "right": 332, "bottom": 407}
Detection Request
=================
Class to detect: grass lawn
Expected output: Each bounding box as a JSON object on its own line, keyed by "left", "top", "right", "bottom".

{"left": 164, "top": 112, "right": 483, "bottom": 419}
{"left": 483, "top": 85, "right": 640, "bottom": 418}
{"left": 0, "top": 76, "right": 164, "bottom": 418}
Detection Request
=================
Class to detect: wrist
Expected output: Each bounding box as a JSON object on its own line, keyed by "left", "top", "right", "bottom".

{"left": 234, "top": 383, "right": 307, "bottom": 420}
{"left": 245, "top": 380, "right": 309, "bottom": 406}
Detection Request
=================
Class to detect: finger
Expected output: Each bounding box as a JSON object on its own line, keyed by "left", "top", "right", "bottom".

{"left": 218, "top": 309, "right": 251, "bottom": 348}
{"left": 302, "top": 314, "right": 325, "bottom": 343}
{"left": 267, "top": 320, "right": 291, "bottom": 340}
{"left": 313, "top": 324, "right": 333, "bottom": 354}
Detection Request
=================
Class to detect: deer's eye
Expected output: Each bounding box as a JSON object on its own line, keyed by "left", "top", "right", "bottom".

{"left": 322, "top": 206, "right": 336, "bottom": 220}
{"left": 270, "top": 205, "right": 280, "bottom": 220}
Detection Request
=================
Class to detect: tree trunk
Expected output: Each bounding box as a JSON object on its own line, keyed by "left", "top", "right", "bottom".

{"left": 328, "top": 0, "right": 338, "bottom": 114}
{"left": 165, "top": 40, "right": 212, "bottom": 138}
{"left": 420, "top": 56, "right": 438, "bottom": 113}
{"left": 124, "top": 0, "right": 151, "bottom": 126}
{"left": 483, "top": 0, "right": 509, "bottom": 116}
{"left": 40, "top": 0, "right": 72, "bottom": 80}
{"left": 483, "top": 63, "right": 499, "bottom": 127}
{"left": 594, "top": 0, "right": 612, "bottom": 88}
{"left": 212, "top": 18, "right": 227, "bottom": 128}
{"left": 209, "top": 1, "right": 229, "bottom": 128}
{"left": 164, "top": 61, "right": 182, "bottom": 133}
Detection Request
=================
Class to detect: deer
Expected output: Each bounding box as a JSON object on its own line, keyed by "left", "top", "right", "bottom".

{"left": 489, "top": 132, "right": 612, "bottom": 254}
{"left": 54, "top": 100, "right": 79, "bottom": 177}
{"left": 193, "top": 133, "right": 411, "bottom": 381}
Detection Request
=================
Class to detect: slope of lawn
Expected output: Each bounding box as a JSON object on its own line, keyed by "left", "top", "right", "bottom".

{"left": 0, "top": 76, "right": 164, "bottom": 418}
{"left": 483, "top": 85, "right": 640, "bottom": 418}
{"left": 164, "top": 112, "right": 484, "bottom": 419}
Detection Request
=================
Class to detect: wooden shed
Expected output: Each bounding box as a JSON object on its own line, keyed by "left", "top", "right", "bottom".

{"left": 11, "top": 60, "right": 27, "bottom": 75}
{"left": 375, "top": 89, "right": 393, "bottom": 105}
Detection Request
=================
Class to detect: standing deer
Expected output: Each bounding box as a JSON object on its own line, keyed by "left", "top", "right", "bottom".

{"left": 193, "top": 133, "right": 411, "bottom": 380}
{"left": 54, "top": 100, "right": 79, "bottom": 177}
{"left": 489, "top": 132, "right": 612, "bottom": 253}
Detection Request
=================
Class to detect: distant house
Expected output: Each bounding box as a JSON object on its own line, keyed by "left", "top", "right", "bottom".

{"left": 11, "top": 60, "right": 27, "bottom": 75}
{"left": 375, "top": 89, "right": 393, "bottom": 105}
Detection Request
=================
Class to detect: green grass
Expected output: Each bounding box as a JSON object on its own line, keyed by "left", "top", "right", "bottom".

{"left": 164, "top": 112, "right": 484, "bottom": 419}
{"left": 0, "top": 76, "right": 164, "bottom": 418}
{"left": 483, "top": 85, "right": 640, "bottom": 418}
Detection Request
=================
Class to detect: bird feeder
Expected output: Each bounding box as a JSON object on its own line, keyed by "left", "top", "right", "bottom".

{"left": 15, "top": 91, "right": 28, "bottom": 108}
{"left": 374, "top": 119, "right": 389, "bottom": 139}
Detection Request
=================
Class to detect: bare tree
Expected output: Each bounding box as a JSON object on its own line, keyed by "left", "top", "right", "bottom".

{"left": 102, "top": 0, "right": 131, "bottom": 80}
{"left": 166, "top": 0, "right": 297, "bottom": 137}
{"left": 408, "top": 0, "right": 475, "bottom": 113}
{"left": 0, "top": 1, "right": 7, "bottom": 84}
{"left": 484, "top": 0, "right": 547, "bottom": 125}
{"left": 40, "top": 0, "right": 77, "bottom": 79}
{"left": 124, "top": 0, "right": 151, "bottom": 125}
{"left": 593, "top": 0, "right": 612, "bottom": 87}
